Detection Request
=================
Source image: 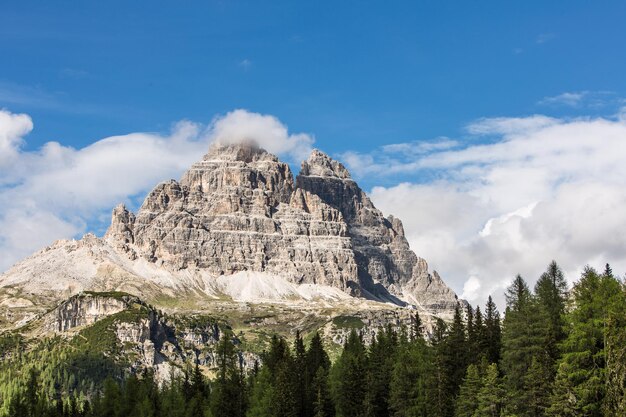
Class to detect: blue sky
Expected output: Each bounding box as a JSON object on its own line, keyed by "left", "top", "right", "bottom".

{"left": 2, "top": 1, "right": 626, "bottom": 305}
{"left": 3, "top": 1, "right": 625, "bottom": 164}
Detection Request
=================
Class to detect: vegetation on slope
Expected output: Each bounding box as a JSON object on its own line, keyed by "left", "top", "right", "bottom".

{"left": 1, "top": 262, "right": 625, "bottom": 417}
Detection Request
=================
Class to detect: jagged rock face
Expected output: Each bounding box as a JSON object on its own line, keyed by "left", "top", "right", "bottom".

{"left": 43, "top": 293, "right": 130, "bottom": 332}
{"left": 297, "top": 151, "right": 424, "bottom": 298}
{"left": 120, "top": 143, "right": 358, "bottom": 289}
{"left": 103, "top": 142, "right": 458, "bottom": 313}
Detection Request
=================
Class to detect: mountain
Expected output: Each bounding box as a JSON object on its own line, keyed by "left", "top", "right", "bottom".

{"left": 0, "top": 142, "right": 459, "bottom": 343}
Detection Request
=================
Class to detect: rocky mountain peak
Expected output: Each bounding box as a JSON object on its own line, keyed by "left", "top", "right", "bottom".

{"left": 0, "top": 141, "right": 460, "bottom": 321}
{"left": 300, "top": 149, "right": 352, "bottom": 180}
{"left": 204, "top": 140, "right": 277, "bottom": 163}
{"left": 105, "top": 203, "right": 135, "bottom": 245}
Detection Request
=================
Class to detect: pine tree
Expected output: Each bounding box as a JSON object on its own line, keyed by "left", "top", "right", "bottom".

{"left": 247, "top": 367, "right": 276, "bottom": 417}
{"left": 389, "top": 333, "right": 432, "bottom": 417}
{"left": 365, "top": 325, "right": 398, "bottom": 417}
{"left": 465, "top": 304, "right": 479, "bottom": 365}
{"left": 293, "top": 331, "right": 308, "bottom": 417}
{"left": 210, "top": 334, "right": 246, "bottom": 417}
{"left": 411, "top": 311, "right": 423, "bottom": 342}
{"left": 306, "top": 333, "right": 332, "bottom": 417}
{"left": 524, "top": 355, "right": 553, "bottom": 417}
{"left": 548, "top": 266, "right": 623, "bottom": 417}
{"left": 605, "top": 273, "right": 626, "bottom": 416}
{"left": 311, "top": 367, "right": 334, "bottom": 417}
{"left": 431, "top": 318, "right": 453, "bottom": 417}
{"left": 101, "top": 377, "right": 122, "bottom": 417}
{"left": 534, "top": 261, "right": 568, "bottom": 372}
{"left": 474, "top": 306, "right": 486, "bottom": 361}
{"left": 483, "top": 296, "right": 501, "bottom": 365}
{"left": 475, "top": 363, "right": 504, "bottom": 417}
{"left": 501, "top": 274, "right": 542, "bottom": 416}
{"left": 330, "top": 329, "right": 368, "bottom": 417}
{"left": 454, "top": 364, "right": 482, "bottom": 417}
{"left": 446, "top": 304, "right": 467, "bottom": 399}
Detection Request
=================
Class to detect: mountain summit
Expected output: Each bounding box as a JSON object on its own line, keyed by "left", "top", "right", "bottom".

{"left": 0, "top": 142, "right": 459, "bottom": 329}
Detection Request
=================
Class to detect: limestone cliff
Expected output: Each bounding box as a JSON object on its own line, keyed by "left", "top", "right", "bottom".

{"left": 0, "top": 142, "right": 459, "bottom": 327}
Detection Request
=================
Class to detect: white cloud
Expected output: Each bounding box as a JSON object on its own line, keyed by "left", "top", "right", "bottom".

{"left": 369, "top": 113, "right": 626, "bottom": 308}
{"left": 539, "top": 92, "right": 587, "bottom": 107}
{"left": 238, "top": 59, "right": 252, "bottom": 70}
{"left": 536, "top": 33, "right": 555, "bottom": 44}
{"left": 339, "top": 137, "right": 457, "bottom": 177}
{"left": 0, "top": 109, "right": 314, "bottom": 272}
{"left": 209, "top": 109, "right": 314, "bottom": 161}
{"left": 0, "top": 110, "right": 32, "bottom": 166}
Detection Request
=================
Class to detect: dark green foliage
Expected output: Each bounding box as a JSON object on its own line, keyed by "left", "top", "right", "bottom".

{"left": 210, "top": 334, "right": 246, "bottom": 417}
{"left": 455, "top": 364, "right": 481, "bottom": 417}
{"left": 483, "top": 296, "right": 502, "bottom": 365}
{"left": 474, "top": 363, "right": 504, "bottom": 417}
{"left": 501, "top": 274, "right": 542, "bottom": 416}
{"left": 389, "top": 333, "right": 433, "bottom": 417}
{"left": 547, "top": 266, "right": 624, "bottom": 417}
{"left": 330, "top": 329, "right": 368, "bottom": 417}
{"left": 1, "top": 262, "right": 625, "bottom": 417}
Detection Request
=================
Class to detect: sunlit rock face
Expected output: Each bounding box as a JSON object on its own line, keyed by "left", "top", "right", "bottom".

{"left": 105, "top": 141, "right": 459, "bottom": 314}
{"left": 0, "top": 141, "right": 459, "bottom": 324}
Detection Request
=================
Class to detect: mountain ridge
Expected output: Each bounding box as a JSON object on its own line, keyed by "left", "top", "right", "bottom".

{"left": 0, "top": 141, "right": 459, "bottom": 331}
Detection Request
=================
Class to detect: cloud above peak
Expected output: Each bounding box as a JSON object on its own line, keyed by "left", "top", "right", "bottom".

{"left": 0, "top": 109, "right": 314, "bottom": 272}
{"left": 209, "top": 109, "right": 314, "bottom": 161}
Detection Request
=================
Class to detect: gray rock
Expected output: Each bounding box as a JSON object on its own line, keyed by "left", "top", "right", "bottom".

{"left": 104, "top": 142, "right": 459, "bottom": 315}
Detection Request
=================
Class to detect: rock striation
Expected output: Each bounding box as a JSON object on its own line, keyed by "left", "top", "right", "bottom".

{"left": 0, "top": 141, "right": 459, "bottom": 324}
{"left": 102, "top": 142, "right": 458, "bottom": 314}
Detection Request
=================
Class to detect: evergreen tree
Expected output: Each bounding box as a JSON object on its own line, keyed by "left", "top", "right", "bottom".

{"left": 501, "top": 275, "right": 542, "bottom": 416}
{"left": 475, "top": 363, "right": 503, "bottom": 417}
{"left": 411, "top": 311, "right": 423, "bottom": 342}
{"left": 454, "top": 364, "right": 482, "bottom": 417}
{"left": 365, "top": 325, "right": 398, "bottom": 417}
{"left": 249, "top": 335, "right": 296, "bottom": 417}
{"left": 330, "top": 330, "right": 368, "bottom": 417}
{"left": 445, "top": 304, "right": 467, "bottom": 401}
{"left": 293, "top": 331, "right": 307, "bottom": 417}
{"left": 534, "top": 261, "right": 568, "bottom": 372}
{"left": 473, "top": 306, "right": 486, "bottom": 361}
{"left": 100, "top": 377, "right": 122, "bottom": 417}
{"left": 431, "top": 318, "right": 453, "bottom": 417}
{"left": 311, "top": 367, "right": 334, "bottom": 417}
{"left": 247, "top": 367, "right": 275, "bottom": 417}
{"left": 548, "top": 266, "right": 623, "bottom": 417}
{"left": 483, "top": 296, "right": 501, "bottom": 365}
{"left": 210, "top": 334, "right": 246, "bottom": 417}
{"left": 306, "top": 333, "right": 332, "bottom": 417}
{"left": 465, "top": 304, "right": 479, "bottom": 365}
{"left": 605, "top": 273, "right": 626, "bottom": 416}
{"left": 389, "top": 333, "right": 432, "bottom": 417}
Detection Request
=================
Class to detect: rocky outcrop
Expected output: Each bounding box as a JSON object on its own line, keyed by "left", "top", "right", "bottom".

{"left": 41, "top": 292, "right": 258, "bottom": 379}
{"left": 102, "top": 142, "right": 458, "bottom": 313}
{"left": 43, "top": 292, "right": 131, "bottom": 332}
{"left": 0, "top": 141, "right": 459, "bottom": 323}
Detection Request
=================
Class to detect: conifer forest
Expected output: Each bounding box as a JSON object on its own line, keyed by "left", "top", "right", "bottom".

{"left": 1, "top": 262, "right": 625, "bottom": 417}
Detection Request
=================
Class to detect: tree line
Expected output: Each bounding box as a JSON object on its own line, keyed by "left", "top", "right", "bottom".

{"left": 2, "top": 261, "right": 626, "bottom": 417}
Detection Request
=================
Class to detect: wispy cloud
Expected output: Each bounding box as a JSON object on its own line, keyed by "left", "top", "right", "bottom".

{"left": 0, "top": 81, "right": 101, "bottom": 115}
{"left": 340, "top": 137, "right": 459, "bottom": 177}
{"left": 538, "top": 90, "right": 619, "bottom": 109}
{"left": 238, "top": 59, "right": 252, "bottom": 70}
{"left": 536, "top": 33, "right": 556, "bottom": 44}
{"left": 539, "top": 91, "right": 587, "bottom": 107}
{"left": 59, "top": 68, "right": 90, "bottom": 80}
